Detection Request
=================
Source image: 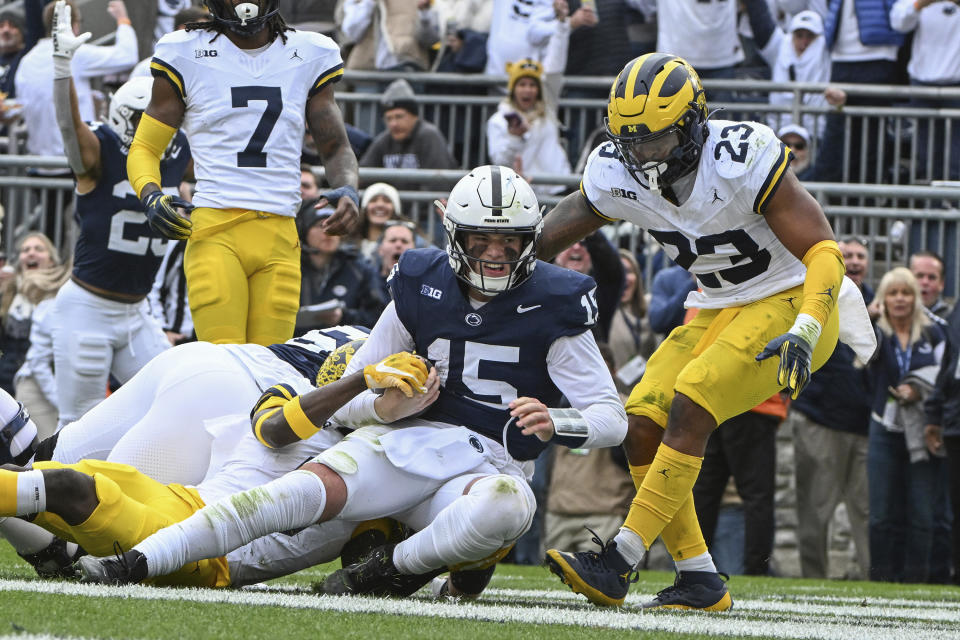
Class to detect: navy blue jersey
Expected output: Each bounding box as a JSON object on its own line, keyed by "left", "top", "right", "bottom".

{"left": 268, "top": 325, "right": 370, "bottom": 383}
{"left": 72, "top": 124, "right": 190, "bottom": 296}
{"left": 389, "top": 248, "right": 598, "bottom": 460}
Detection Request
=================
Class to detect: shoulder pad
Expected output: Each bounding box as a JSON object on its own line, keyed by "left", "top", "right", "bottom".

{"left": 287, "top": 29, "right": 340, "bottom": 53}
{"left": 708, "top": 120, "right": 780, "bottom": 180}
{"left": 397, "top": 247, "right": 447, "bottom": 278}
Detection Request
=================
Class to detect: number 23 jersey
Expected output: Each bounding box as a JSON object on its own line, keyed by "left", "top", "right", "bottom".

{"left": 581, "top": 119, "right": 805, "bottom": 309}
{"left": 151, "top": 29, "right": 344, "bottom": 217}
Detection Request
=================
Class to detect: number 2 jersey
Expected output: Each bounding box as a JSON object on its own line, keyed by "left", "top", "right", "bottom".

{"left": 150, "top": 28, "right": 344, "bottom": 217}
{"left": 73, "top": 123, "right": 190, "bottom": 296}
{"left": 581, "top": 119, "right": 805, "bottom": 309}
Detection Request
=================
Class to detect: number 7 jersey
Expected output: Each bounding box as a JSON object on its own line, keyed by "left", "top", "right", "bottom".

{"left": 581, "top": 119, "right": 805, "bottom": 308}
{"left": 150, "top": 29, "right": 344, "bottom": 217}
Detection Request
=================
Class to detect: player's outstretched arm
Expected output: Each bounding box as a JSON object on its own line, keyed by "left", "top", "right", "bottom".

{"left": 539, "top": 191, "right": 607, "bottom": 262}
{"left": 756, "top": 170, "right": 844, "bottom": 399}
{"left": 307, "top": 84, "right": 360, "bottom": 236}
{"left": 51, "top": 1, "right": 99, "bottom": 185}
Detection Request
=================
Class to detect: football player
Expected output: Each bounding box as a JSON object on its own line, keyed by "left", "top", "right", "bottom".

{"left": 50, "top": 1, "right": 191, "bottom": 427}
{"left": 0, "top": 343, "right": 431, "bottom": 588}
{"left": 538, "top": 53, "right": 865, "bottom": 609}
{"left": 125, "top": 0, "right": 360, "bottom": 346}
{"left": 75, "top": 167, "right": 628, "bottom": 600}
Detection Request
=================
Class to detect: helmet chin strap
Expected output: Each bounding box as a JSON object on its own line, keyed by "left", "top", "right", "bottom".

{"left": 235, "top": 3, "right": 260, "bottom": 25}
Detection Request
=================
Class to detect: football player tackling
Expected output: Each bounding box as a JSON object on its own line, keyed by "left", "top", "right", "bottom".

{"left": 542, "top": 54, "right": 851, "bottom": 609}
{"left": 127, "top": 0, "right": 360, "bottom": 345}
{"left": 76, "top": 167, "right": 627, "bottom": 599}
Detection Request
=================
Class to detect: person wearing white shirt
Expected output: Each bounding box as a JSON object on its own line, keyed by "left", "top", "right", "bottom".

{"left": 13, "top": 0, "right": 138, "bottom": 163}
{"left": 890, "top": 0, "right": 960, "bottom": 181}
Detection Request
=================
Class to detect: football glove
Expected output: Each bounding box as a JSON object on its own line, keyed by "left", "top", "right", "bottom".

{"left": 143, "top": 191, "right": 194, "bottom": 240}
{"left": 320, "top": 185, "right": 360, "bottom": 209}
{"left": 756, "top": 332, "right": 813, "bottom": 400}
{"left": 364, "top": 352, "right": 429, "bottom": 398}
{"left": 51, "top": 1, "right": 91, "bottom": 79}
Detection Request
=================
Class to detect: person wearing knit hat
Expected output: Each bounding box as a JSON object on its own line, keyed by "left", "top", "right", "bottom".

{"left": 360, "top": 80, "right": 457, "bottom": 171}
{"left": 352, "top": 182, "right": 404, "bottom": 259}
{"left": 486, "top": 58, "right": 570, "bottom": 196}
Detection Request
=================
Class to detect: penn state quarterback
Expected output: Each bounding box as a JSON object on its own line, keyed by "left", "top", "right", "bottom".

{"left": 127, "top": 0, "right": 360, "bottom": 345}
{"left": 50, "top": 0, "right": 191, "bottom": 427}
{"left": 74, "top": 167, "right": 627, "bottom": 600}
{"left": 540, "top": 53, "right": 871, "bottom": 609}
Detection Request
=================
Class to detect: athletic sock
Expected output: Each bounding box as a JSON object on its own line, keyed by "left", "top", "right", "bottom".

{"left": 629, "top": 463, "right": 710, "bottom": 561}
{"left": 0, "top": 516, "right": 56, "bottom": 555}
{"left": 675, "top": 551, "right": 717, "bottom": 574}
{"left": 0, "top": 470, "right": 45, "bottom": 516}
{"left": 623, "top": 443, "right": 703, "bottom": 549}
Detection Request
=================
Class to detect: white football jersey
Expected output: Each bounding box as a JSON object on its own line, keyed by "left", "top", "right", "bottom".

{"left": 151, "top": 29, "right": 344, "bottom": 217}
{"left": 581, "top": 119, "right": 805, "bottom": 309}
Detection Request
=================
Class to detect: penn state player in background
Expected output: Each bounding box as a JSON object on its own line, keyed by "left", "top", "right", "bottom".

{"left": 127, "top": 0, "right": 360, "bottom": 346}
{"left": 0, "top": 325, "right": 374, "bottom": 577}
{"left": 540, "top": 54, "right": 872, "bottom": 609}
{"left": 77, "top": 167, "right": 627, "bottom": 600}
{"left": 49, "top": 1, "right": 190, "bottom": 427}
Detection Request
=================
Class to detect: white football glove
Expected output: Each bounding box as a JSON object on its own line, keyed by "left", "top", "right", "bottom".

{"left": 52, "top": 1, "right": 91, "bottom": 62}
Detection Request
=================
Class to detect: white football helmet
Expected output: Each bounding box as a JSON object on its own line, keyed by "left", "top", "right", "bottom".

{"left": 106, "top": 77, "right": 153, "bottom": 154}
{"left": 438, "top": 165, "right": 543, "bottom": 295}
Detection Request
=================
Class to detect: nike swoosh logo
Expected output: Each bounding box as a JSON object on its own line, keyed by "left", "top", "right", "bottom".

{"left": 516, "top": 304, "right": 541, "bottom": 314}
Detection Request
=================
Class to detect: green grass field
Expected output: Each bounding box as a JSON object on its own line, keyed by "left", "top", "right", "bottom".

{"left": 2, "top": 542, "right": 960, "bottom": 639}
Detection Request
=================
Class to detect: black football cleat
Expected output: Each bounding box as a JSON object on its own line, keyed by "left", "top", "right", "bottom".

{"left": 318, "top": 544, "right": 443, "bottom": 597}
{"left": 640, "top": 570, "right": 733, "bottom": 611}
{"left": 76, "top": 546, "right": 148, "bottom": 586}
{"left": 18, "top": 538, "right": 86, "bottom": 579}
{"left": 545, "top": 535, "right": 638, "bottom": 607}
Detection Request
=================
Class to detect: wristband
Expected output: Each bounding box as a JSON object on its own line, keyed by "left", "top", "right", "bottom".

{"left": 787, "top": 312, "right": 823, "bottom": 349}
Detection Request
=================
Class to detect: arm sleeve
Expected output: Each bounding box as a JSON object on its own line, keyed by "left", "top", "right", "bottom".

{"left": 546, "top": 332, "right": 628, "bottom": 449}
{"left": 889, "top": 0, "right": 920, "bottom": 32}
{"left": 73, "top": 24, "right": 139, "bottom": 78}
{"left": 333, "top": 302, "right": 417, "bottom": 426}
{"left": 798, "top": 240, "right": 845, "bottom": 329}
{"left": 340, "top": 0, "right": 376, "bottom": 43}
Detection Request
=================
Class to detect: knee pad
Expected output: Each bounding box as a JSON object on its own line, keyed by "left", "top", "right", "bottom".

{"left": 467, "top": 475, "right": 536, "bottom": 542}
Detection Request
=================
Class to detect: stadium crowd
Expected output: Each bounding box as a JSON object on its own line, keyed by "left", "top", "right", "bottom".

{"left": 0, "top": 0, "right": 959, "bottom": 602}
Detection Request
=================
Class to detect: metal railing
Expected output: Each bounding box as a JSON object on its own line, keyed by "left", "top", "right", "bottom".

{"left": 2, "top": 158, "right": 958, "bottom": 297}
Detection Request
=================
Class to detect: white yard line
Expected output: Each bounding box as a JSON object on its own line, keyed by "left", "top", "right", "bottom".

{"left": 3, "top": 579, "right": 960, "bottom": 639}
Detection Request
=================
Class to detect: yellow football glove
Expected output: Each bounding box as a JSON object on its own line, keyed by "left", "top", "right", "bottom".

{"left": 363, "top": 352, "right": 429, "bottom": 398}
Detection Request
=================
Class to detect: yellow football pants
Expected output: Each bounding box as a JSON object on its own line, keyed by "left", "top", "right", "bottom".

{"left": 31, "top": 460, "right": 230, "bottom": 587}
{"left": 185, "top": 208, "right": 301, "bottom": 346}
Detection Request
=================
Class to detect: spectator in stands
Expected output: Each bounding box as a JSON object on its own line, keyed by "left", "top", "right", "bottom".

{"left": 810, "top": 0, "right": 904, "bottom": 184}
{"left": 337, "top": 0, "right": 433, "bottom": 71}
{"left": 0, "top": 10, "right": 26, "bottom": 101}
{"left": 130, "top": 5, "right": 211, "bottom": 78}
{"left": 372, "top": 218, "right": 419, "bottom": 299}
{"left": 427, "top": 0, "right": 492, "bottom": 73}
{"left": 867, "top": 266, "right": 948, "bottom": 583}
{"left": 486, "top": 58, "right": 570, "bottom": 196}
{"left": 359, "top": 79, "right": 458, "bottom": 171}
{"left": 14, "top": 1, "right": 138, "bottom": 165}
{"left": 297, "top": 207, "right": 386, "bottom": 331}
{"left": 890, "top": 0, "right": 960, "bottom": 182}
{"left": 300, "top": 164, "right": 321, "bottom": 203}
{"left": 147, "top": 240, "right": 193, "bottom": 346}
{"left": 744, "top": 2, "right": 831, "bottom": 136}
{"left": 788, "top": 235, "right": 874, "bottom": 580}
{"left": 779, "top": 123, "right": 814, "bottom": 179}
{"left": 648, "top": 264, "right": 697, "bottom": 336}
{"left": 348, "top": 182, "right": 403, "bottom": 259}
{"left": 553, "top": 230, "right": 624, "bottom": 341}
{"left": 649, "top": 0, "right": 743, "bottom": 103}
{"left": 13, "top": 296, "right": 58, "bottom": 439}
{"left": 924, "top": 299, "right": 960, "bottom": 585}
{"left": 910, "top": 250, "right": 952, "bottom": 318}
{"left": 607, "top": 249, "right": 657, "bottom": 392}
{"left": 0, "top": 233, "right": 68, "bottom": 396}
{"left": 154, "top": 0, "right": 193, "bottom": 44}
{"left": 484, "top": 0, "right": 557, "bottom": 78}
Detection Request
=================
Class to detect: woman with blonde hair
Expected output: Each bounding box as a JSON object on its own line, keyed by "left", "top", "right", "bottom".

{"left": 0, "top": 233, "right": 70, "bottom": 418}
{"left": 867, "top": 266, "right": 948, "bottom": 583}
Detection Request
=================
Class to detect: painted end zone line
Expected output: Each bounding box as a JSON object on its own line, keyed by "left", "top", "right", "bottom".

{"left": 2, "top": 579, "right": 959, "bottom": 640}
